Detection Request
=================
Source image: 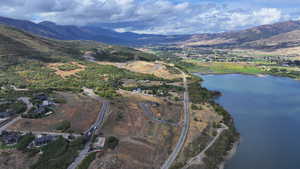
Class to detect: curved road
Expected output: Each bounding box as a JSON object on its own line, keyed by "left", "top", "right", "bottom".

{"left": 139, "top": 102, "right": 178, "bottom": 127}
{"left": 161, "top": 71, "right": 190, "bottom": 169}
{"left": 67, "top": 100, "right": 109, "bottom": 169}
{"left": 182, "top": 123, "right": 229, "bottom": 169}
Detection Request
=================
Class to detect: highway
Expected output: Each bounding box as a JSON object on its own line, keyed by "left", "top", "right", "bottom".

{"left": 67, "top": 100, "right": 109, "bottom": 169}
{"left": 161, "top": 71, "right": 190, "bottom": 169}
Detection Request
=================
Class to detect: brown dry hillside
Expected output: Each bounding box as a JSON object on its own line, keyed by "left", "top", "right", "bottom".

{"left": 244, "top": 29, "right": 300, "bottom": 49}
{"left": 181, "top": 20, "right": 300, "bottom": 49}
{"left": 0, "top": 24, "right": 157, "bottom": 68}
{"left": 0, "top": 24, "right": 84, "bottom": 65}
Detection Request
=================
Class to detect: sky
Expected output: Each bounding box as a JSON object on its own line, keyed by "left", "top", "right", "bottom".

{"left": 0, "top": 0, "right": 300, "bottom": 34}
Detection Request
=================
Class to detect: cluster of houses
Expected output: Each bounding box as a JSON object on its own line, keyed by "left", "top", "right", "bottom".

{"left": 132, "top": 88, "right": 156, "bottom": 96}
{"left": 132, "top": 88, "right": 167, "bottom": 97}
{"left": 24, "top": 93, "right": 55, "bottom": 118}
{"left": 1, "top": 131, "right": 21, "bottom": 145}
{"left": 0, "top": 130, "right": 56, "bottom": 147}
{"left": 32, "top": 135, "right": 55, "bottom": 147}
{"left": 0, "top": 93, "right": 56, "bottom": 120}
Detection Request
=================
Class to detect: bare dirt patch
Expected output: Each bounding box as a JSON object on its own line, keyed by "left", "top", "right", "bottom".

{"left": 47, "top": 62, "right": 86, "bottom": 78}
{"left": 8, "top": 92, "right": 101, "bottom": 134}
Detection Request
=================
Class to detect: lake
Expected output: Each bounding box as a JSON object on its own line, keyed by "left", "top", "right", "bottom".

{"left": 200, "top": 74, "right": 300, "bottom": 169}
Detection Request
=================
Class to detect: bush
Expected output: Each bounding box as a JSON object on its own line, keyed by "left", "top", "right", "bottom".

{"left": 16, "top": 133, "right": 35, "bottom": 151}
{"left": 57, "top": 64, "right": 80, "bottom": 71}
{"left": 31, "top": 137, "right": 86, "bottom": 169}
{"left": 188, "top": 78, "right": 220, "bottom": 104}
{"left": 106, "top": 136, "right": 119, "bottom": 150}
{"left": 116, "top": 112, "right": 124, "bottom": 121}
{"left": 77, "top": 152, "right": 97, "bottom": 169}
{"left": 191, "top": 104, "right": 199, "bottom": 110}
{"left": 55, "top": 120, "right": 71, "bottom": 132}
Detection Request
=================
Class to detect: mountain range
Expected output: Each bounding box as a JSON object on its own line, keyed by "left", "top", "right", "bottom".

{"left": 182, "top": 20, "right": 300, "bottom": 49}
{"left": 0, "top": 23, "right": 156, "bottom": 68}
{"left": 0, "top": 16, "right": 189, "bottom": 46}
{"left": 1, "top": 16, "right": 300, "bottom": 50}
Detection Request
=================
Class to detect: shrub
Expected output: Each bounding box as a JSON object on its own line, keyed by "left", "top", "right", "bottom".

{"left": 31, "top": 137, "right": 86, "bottom": 169}
{"left": 55, "top": 120, "right": 71, "bottom": 132}
{"left": 116, "top": 112, "right": 124, "bottom": 121}
{"left": 77, "top": 152, "right": 97, "bottom": 169}
{"left": 16, "top": 133, "right": 35, "bottom": 151}
{"left": 106, "top": 136, "right": 119, "bottom": 150}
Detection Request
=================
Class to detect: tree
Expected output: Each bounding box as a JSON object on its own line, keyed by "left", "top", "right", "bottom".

{"left": 107, "top": 136, "right": 119, "bottom": 150}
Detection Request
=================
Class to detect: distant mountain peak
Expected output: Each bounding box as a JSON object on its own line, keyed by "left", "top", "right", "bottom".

{"left": 39, "top": 21, "right": 57, "bottom": 26}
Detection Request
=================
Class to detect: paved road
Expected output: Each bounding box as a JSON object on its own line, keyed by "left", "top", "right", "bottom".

{"left": 182, "top": 124, "right": 229, "bottom": 169}
{"left": 11, "top": 85, "right": 29, "bottom": 91}
{"left": 18, "top": 97, "right": 33, "bottom": 114}
{"left": 139, "top": 102, "right": 178, "bottom": 127}
{"left": 67, "top": 100, "right": 109, "bottom": 169}
{"left": 0, "top": 116, "right": 22, "bottom": 134}
{"left": 0, "top": 97, "right": 32, "bottom": 134}
{"left": 5, "top": 130, "right": 81, "bottom": 138}
{"left": 82, "top": 52, "right": 96, "bottom": 62}
{"left": 161, "top": 71, "right": 190, "bottom": 169}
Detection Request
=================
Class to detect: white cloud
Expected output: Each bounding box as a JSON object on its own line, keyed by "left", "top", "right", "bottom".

{"left": 0, "top": 0, "right": 298, "bottom": 34}
{"left": 253, "top": 8, "right": 282, "bottom": 25}
{"left": 226, "top": 8, "right": 283, "bottom": 29}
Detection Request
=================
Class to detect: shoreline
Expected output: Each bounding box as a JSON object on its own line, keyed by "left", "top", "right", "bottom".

{"left": 218, "top": 139, "right": 240, "bottom": 169}
{"left": 194, "top": 72, "right": 300, "bottom": 81}
{"left": 194, "top": 72, "right": 268, "bottom": 77}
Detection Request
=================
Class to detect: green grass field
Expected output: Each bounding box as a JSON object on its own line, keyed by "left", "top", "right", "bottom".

{"left": 182, "top": 60, "right": 264, "bottom": 74}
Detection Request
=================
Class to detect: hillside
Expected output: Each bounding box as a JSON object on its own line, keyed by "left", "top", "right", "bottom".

{"left": 0, "top": 24, "right": 82, "bottom": 66}
{"left": 0, "top": 16, "right": 190, "bottom": 46}
{"left": 181, "top": 20, "right": 300, "bottom": 49}
{"left": 243, "top": 29, "right": 300, "bottom": 49}
{"left": 0, "top": 24, "right": 156, "bottom": 67}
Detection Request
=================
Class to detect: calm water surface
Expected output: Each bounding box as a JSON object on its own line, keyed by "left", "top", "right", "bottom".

{"left": 200, "top": 74, "right": 300, "bottom": 169}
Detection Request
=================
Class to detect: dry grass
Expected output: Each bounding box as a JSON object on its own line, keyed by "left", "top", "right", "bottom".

{"left": 97, "top": 61, "right": 182, "bottom": 79}
{"left": 0, "top": 150, "right": 38, "bottom": 169}
{"left": 8, "top": 92, "right": 101, "bottom": 134}
{"left": 182, "top": 38, "right": 234, "bottom": 47}
{"left": 186, "top": 103, "right": 222, "bottom": 144}
{"left": 93, "top": 90, "right": 182, "bottom": 169}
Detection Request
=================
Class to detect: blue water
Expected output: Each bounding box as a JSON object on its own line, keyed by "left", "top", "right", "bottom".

{"left": 200, "top": 74, "right": 300, "bottom": 169}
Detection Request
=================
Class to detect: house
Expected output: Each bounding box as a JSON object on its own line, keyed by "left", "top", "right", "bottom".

{"left": 93, "top": 137, "right": 106, "bottom": 149}
{"left": 34, "top": 135, "right": 54, "bottom": 146}
{"left": 0, "top": 111, "right": 12, "bottom": 118}
{"left": 35, "top": 106, "right": 47, "bottom": 114}
{"left": 42, "top": 100, "right": 54, "bottom": 106}
{"left": 1, "top": 132, "right": 21, "bottom": 145}
{"left": 35, "top": 93, "right": 48, "bottom": 101}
